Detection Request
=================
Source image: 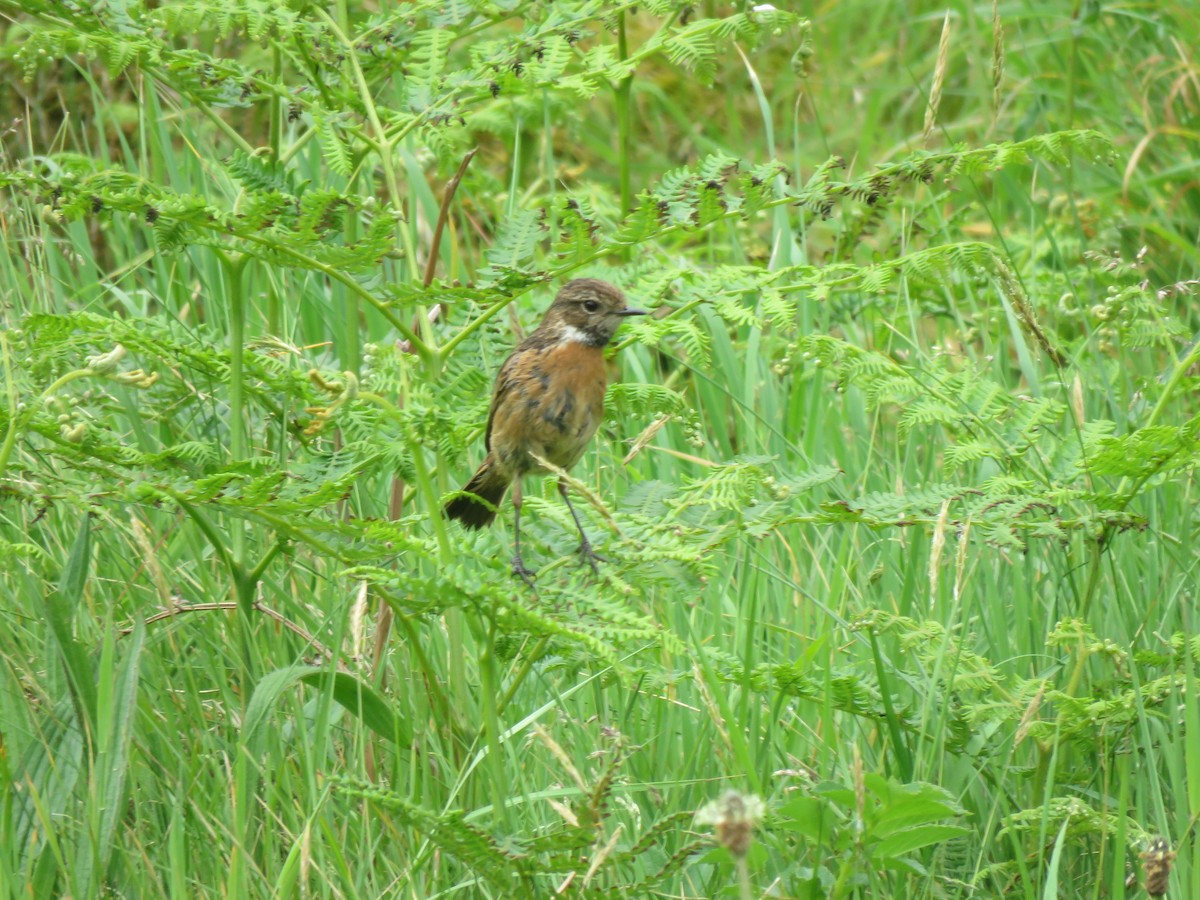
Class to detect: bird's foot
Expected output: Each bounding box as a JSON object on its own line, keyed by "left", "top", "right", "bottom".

{"left": 512, "top": 555, "right": 537, "bottom": 586}
{"left": 578, "top": 540, "right": 606, "bottom": 574}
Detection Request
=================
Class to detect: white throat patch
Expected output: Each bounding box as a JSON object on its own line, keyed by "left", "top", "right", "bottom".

{"left": 560, "top": 325, "right": 592, "bottom": 344}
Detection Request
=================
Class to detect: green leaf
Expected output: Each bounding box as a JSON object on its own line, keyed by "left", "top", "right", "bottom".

{"left": 777, "top": 795, "right": 841, "bottom": 845}
{"left": 11, "top": 699, "right": 86, "bottom": 892}
{"left": 1041, "top": 819, "right": 1071, "bottom": 899}
{"left": 873, "top": 824, "right": 970, "bottom": 858}
{"left": 314, "top": 115, "right": 353, "bottom": 177}
{"left": 77, "top": 621, "right": 145, "bottom": 892}
{"left": 813, "top": 782, "right": 857, "bottom": 808}
{"left": 485, "top": 208, "right": 545, "bottom": 271}
{"left": 46, "top": 515, "right": 98, "bottom": 736}
{"left": 242, "top": 665, "right": 410, "bottom": 749}
{"left": 870, "top": 780, "right": 964, "bottom": 836}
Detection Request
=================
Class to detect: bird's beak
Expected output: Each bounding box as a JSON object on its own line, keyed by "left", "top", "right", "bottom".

{"left": 616, "top": 307, "right": 648, "bottom": 316}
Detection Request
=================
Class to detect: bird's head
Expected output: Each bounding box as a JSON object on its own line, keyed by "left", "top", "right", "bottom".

{"left": 537, "top": 278, "right": 647, "bottom": 347}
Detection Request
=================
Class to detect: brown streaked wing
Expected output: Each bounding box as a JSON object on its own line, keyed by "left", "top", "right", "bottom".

{"left": 484, "top": 349, "right": 523, "bottom": 452}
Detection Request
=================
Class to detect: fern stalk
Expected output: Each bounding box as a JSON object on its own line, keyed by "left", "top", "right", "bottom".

{"left": 341, "top": 211, "right": 362, "bottom": 374}
{"left": 222, "top": 253, "right": 249, "bottom": 565}
{"left": 174, "top": 80, "right": 256, "bottom": 156}
{"left": 220, "top": 252, "right": 264, "bottom": 684}
{"left": 1080, "top": 336, "right": 1200, "bottom": 613}
{"left": 268, "top": 43, "right": 282, "bottom": 163}
{"left": 1141, "top": 337, "right": 1200, "bottom": 434}
{"left": 315, "top": 8, "right": 420, "bottom": 286}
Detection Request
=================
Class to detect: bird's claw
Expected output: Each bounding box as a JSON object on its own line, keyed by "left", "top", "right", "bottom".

{"left": 512, "top": 555, "right": 537, "bottom": 586}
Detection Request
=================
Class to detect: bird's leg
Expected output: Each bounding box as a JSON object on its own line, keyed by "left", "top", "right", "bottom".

{"left": 511, "top": 480, "right": 536, "bottom": 585}
{"left": 558, "top": 479, "right": 603, "bottom": 573}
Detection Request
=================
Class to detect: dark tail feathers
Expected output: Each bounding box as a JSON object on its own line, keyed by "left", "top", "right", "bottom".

{"left": 444, "top": 456, "right": 508, "bottom": 529}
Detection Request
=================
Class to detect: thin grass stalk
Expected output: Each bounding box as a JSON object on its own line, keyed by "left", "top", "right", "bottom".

{"left": 480, "top": 619, "right": 512, "bottom": 829}
{"left": 616, "top": 11, "right": 634, "bottom": 216}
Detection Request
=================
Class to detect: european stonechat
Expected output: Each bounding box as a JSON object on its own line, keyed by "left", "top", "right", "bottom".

{"left": 444, "top": 278, "right": 647, "bottom": 580}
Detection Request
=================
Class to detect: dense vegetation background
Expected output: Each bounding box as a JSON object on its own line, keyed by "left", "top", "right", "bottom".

{"left": 1, "top": 0, "right": 1198, "bottom": 896}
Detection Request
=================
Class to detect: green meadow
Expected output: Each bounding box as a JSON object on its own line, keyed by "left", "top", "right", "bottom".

{"left": 1, "top": 1, "right": 1198, "bottom": 896}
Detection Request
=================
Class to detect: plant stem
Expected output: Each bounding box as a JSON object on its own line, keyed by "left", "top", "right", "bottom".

{"left": 389, "top": 605, "right": 453, "bottom": 727}
{"left": 0, "top": 331, "right": 17, "bottom": 475}
{"left": 496, "top": 636, "right": 550, "bottom": 716}
{"left": 314, "top": 7, "right": 419, "bottom": 283}
{"left": 616, "top": 12, "right": 634, "bottom": 216}
{"left": 268, "top": 43, "right": 283, "bottom": 162}
{"left": 342, "top": 210, "right": 362, "bottom": 375}
{"left": 479, "top": 618, "right": 511, "bottom": 828}
{"left": 220, "top": 252, "right": 261, "bottom": 682}
{"left": 736, "top": 857, "right": 753, "bottom": 900}
{"left": 222, "top": 253, "right": 250, "bottom": 567}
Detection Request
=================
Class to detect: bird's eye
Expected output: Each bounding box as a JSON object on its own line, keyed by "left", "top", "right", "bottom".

{"left": 583, "top": 299, "right": 600, "bottom": 312}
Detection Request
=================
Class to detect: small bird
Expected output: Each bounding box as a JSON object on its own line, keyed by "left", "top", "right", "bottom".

{"left": 444, "top": 278, "right": 647, "bottom": 580}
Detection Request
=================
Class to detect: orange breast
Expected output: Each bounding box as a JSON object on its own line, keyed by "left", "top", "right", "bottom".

{"left": 488, "top": 340, "right": 607, "bottom": 476}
